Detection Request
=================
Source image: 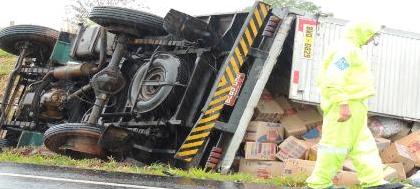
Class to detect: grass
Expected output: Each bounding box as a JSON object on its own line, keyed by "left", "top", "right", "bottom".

{"left": 0, "top": 49, "right": 15, "bottom": 75}
{"left": 1, "top": 148, "right": 416, "bottom": 189}
{"left": 0, "top": 147, "right": 308, "bottom": 187}
{"left": 0, "top": 49, "right": 15, "bottom": 98}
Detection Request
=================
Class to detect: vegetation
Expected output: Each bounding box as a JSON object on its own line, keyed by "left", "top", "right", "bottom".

{"left": 0, "top": 51, "right": 15, "bottom": 74}
{"left": 247, "top": 0, "right": 320, "bottom": 13}
{"left": 65, "top": 0, "right": 147, "bottom": 26}
{"left": 0, "top": 147, "right": 307, "bottom": 187}
{"left": 0, "top": 50, "right": 15, "bottom": 97}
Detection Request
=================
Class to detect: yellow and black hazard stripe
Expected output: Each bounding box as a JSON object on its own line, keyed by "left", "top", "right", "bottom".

{"left": 175, "top": 1, "right": 271, "bottom": 162}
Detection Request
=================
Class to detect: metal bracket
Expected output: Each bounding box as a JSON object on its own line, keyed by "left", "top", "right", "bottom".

{"left": 141, "top": 81, "right": 187, "bottom": 87}
{"left": 248, "top": 47, "right": 269, "bottom": 59}
{"left": 214, "top": 121, "right": 236, "bottom": 134}
{"left": 133, "top": 144, "right": 176, "bottom": 154}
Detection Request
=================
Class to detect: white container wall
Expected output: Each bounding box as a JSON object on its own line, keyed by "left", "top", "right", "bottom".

{"left": 290, "top": 16, "right": 420, "bottom": 121}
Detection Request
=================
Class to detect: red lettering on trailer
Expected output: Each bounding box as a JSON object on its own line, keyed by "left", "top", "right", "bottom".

{"left": 225, "top": 73, "right": 246, "bottom": 106}
{"left": 298, "top": 18, "right": 317, "bottom": 32}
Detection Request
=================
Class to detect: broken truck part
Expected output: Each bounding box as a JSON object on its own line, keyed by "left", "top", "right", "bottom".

{"left": 0, "top": 1, "right": 419, "bottom": 173}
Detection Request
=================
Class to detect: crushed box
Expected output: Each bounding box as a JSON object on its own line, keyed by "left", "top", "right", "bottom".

{"left": 380, "top": 143, "right": 416, "bottom": 173}
{"left": 276, "top": 136, "right": 310, "bottom": 161}
{"left": 254, "top": 90, "right": 284, "bottom": 123}
{"left": 274, "top": 96, "right": 296, "bottom": 115}
{"left": 290, "top": 101, "right": 313, "bottom": 112}
{"left": 334, "top": 166, "right": 397, "bottom": 186}
{"left": 396, "top": 131, "right": 420, "bottom": 167}
{"left": 386, "top": 163, "right": 406, "bottom": 180}
{"left": 245, "top": 142, "right": 277, "bottom": 160}
{"left": 297, "top": 109, "right": 323, "bottom": 130}
{"left": 333, "top": 171, "right": 360, "bottom": 186}
{"left": 383, "top": 165, "right": 399, "bottom": 181}
{"left": 245, "top": 121, "right": 284, "bottom": 143}
{"left": 239, "top": 159, "right": 284, "bottom": 179}
{"left": 281, "top": 114, "right": 307, "bottom": 138}
{"left": 283, "top": 158, "right": 316, "bottom": 176}
{"left": 375, "top": 137, "right": 391, "bottom": 152}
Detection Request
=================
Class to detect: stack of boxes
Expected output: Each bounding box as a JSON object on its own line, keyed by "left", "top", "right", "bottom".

{"left": 238, "top": 89, "right": 420, "bottom": 186}
{"left": 239, "top": 90, "right": 285, "bottom": 179}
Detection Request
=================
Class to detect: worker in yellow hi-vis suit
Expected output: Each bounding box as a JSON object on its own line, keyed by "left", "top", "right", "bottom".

{"left": 305, "top": 22, "right": 404, "bottom": 189}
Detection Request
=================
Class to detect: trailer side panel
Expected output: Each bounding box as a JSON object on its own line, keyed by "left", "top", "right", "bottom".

{"left": 290, "top": 16, "right": 420, "bottom": 121}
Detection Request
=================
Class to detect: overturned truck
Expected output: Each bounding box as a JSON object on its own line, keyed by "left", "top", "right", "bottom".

{"left": 0, "top": 1, "right": 419, "bottom": 172}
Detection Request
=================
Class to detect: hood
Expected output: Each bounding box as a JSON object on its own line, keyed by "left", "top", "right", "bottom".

{"left": 343, "top": 22, "right": 382, "bottom": 47}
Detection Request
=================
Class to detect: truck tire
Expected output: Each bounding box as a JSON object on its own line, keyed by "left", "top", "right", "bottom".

{"left": 129, "top": 53, "right": 189, "bottom": 118}
{"left": 89, "top": 6, "right": 166, "bottom": 37}
{"left": 0, "top": 139, "right": 9, "bottom": 152}
{"left": 0, "top": 25, "right": 58, "bottom": 58}
{"left": 163, "top": 9, "right": 220, "bottom": 46}
{"left": 44, "top": 123, "right": 104, "bottom": 159}
{"left": 0, "top": 139, "right": 10, "bottom": 148}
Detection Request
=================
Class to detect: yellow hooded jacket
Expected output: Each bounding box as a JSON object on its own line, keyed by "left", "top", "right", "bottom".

{"left": 317, "top": 22, "right": 381, "bottom": 111}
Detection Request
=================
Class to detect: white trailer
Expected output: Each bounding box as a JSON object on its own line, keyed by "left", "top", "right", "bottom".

{"left": 289, "top": 16, "right": 420, "bottom": 121}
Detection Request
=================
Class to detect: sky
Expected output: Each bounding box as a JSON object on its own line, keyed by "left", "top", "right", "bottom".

{"left": 0, "top": 0, "right": 419, "bottom": 33}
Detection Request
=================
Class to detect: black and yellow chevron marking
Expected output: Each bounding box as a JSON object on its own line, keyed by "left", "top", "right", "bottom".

{"left": 175, "top": 2, "right": 271, "bottom": 162}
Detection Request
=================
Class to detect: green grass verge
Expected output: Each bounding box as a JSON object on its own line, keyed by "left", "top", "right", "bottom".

{"left": 0, "top": 49, "right": 15, "bottom": 76}
{"left": 0, "top": 49, "right": 10, "bottom": 57}
{"left": 0, "top": 147, "right": 307, "bottom": 187}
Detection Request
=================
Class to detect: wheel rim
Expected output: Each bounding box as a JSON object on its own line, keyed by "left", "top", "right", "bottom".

{"left": 44, "top": 124, "right": 104, "bottom": 158}
{"left": 139, "top": 67, "right": 165, "bottom": 101}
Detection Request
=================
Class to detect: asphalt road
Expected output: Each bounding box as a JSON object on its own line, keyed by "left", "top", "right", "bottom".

{"left": 0, "top": 163, "right": 285, "bottom": 189}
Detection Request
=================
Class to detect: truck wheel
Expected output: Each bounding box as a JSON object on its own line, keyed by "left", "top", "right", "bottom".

{"left": 0, "top": 139, "right": 10, "bottom": 149}
{"left": 89, "top": 6, "right": 166, "bottom": 37}
{"left": 129, "top": 53, "right": 189, "bottom": 118}
{"left": 0, "top": 25, "right": 59, "bottom": 58}
{"left": 0, "top": 139, "right": 9, "bottom": 152}
{"left": 44, "top": 123, "right": 105, "bottom": 159}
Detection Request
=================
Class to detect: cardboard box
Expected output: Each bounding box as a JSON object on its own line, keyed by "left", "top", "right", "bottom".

{"left": 375, "top": 137, "right": 391, "bottom": 152}
{"left": 283, "top": 158, "right": 316, "bottom": 176}
{"left": 386, "top": 163, "right": 406, "bottom": 180}
{"left": 245, "top": 121, "right": 284, "bottom": 143}
{"left": 290, "top": 101, "right": 313, "bottom": 112}
{"left": 380, "top": 143, "right": 416, "bottom": 173}
{"left": 239, "top": 159, "right": 284, "bottom": 179}
{"left": 396, "top": 131, "right": 420, "bottom": 167}
{"left": 297, "top": 109, "right": 323, "bottom": 130}
{"left": 334, "top": 166, "right": 397, "bottom": 186}
{"left": 274, "top": 96, "right": 297, "bottom": 115}
{"left": 281, "top": 114, "right": 307, "bottom": 138}
{"left": 254, "top": 90, "right": 284, "bottom": 123}
{"left": 383, "top": 165, "right": 398, "bottom": 181}
{"left": 307, "top": 144, "right": 318, "bottom": 161}
{"left": 245, "top": 142, "right": 277, "bottom": 160}
{"left": 333, "top": 171, "right": 360, "bottom": 186}
{"left": 276, "top": 136, "right": 310, "bottom": 161}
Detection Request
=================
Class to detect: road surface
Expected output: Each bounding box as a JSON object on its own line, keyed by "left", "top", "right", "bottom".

{"left": 0, "top": 162, "right": 284, "bottom": 189}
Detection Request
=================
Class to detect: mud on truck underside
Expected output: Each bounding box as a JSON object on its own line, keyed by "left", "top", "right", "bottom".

{"left": 0, "top": 1, "right": 298, "bottom": 171}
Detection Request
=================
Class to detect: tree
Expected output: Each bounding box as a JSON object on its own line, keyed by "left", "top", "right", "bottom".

{"left": 65, "top": 0, "right": 148, "bottom": 26}
{"left": 260, "top": 0, "right": 320, "bottom": 14}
